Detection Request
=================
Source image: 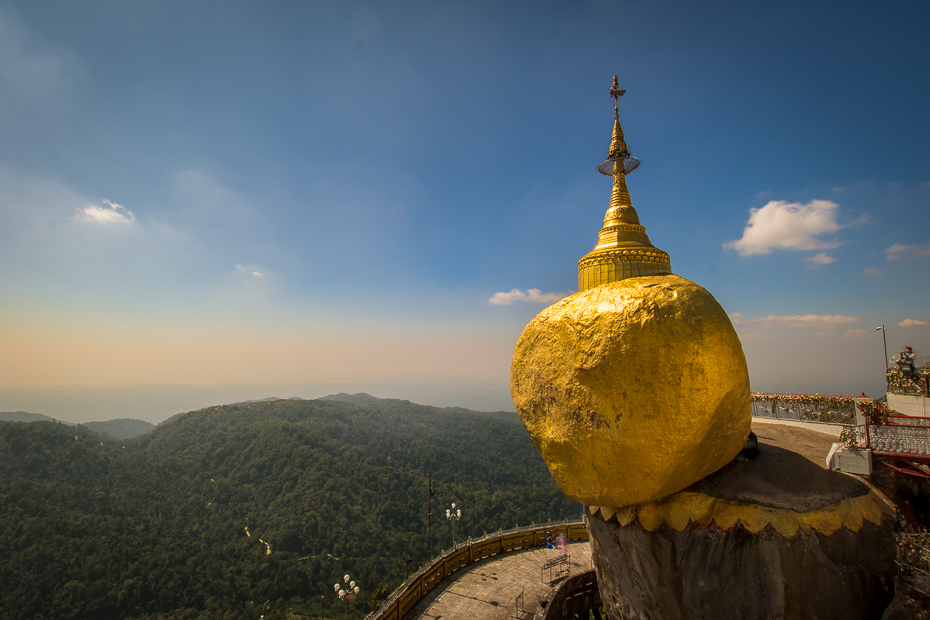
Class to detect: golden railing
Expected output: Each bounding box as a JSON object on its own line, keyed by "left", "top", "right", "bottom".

{"left": 750, "top": 392, "right": 857, "bottom": 425}
{"left": 887, "top": 365, "right": 930, "bottom": 396}
{"left": 367, "top": 519, "right": 588, "bottom": 620}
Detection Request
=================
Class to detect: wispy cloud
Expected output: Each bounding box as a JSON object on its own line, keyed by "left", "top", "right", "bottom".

{"left": 0, "top": 10, "right": 74, "bottom": 105}
{"left": 863, "top": 268, "right": 884, "bottom": 276}
{"left": 488, "top": 288, "right": 568, "bottom": 306}
{"left": 801, "top": 252, "right": 836, "bottom": 267}
{"left": 730, "top": 313, "right": 859, "bottom": 327}
{"left": 236, "top": 264, "right": 267, "bottom": 278}
{"left": 724, "top": 200, "right": 841, "bottom": 256}
{"left": 843, "top": 329, "right": 868, "bottom": 339}
{"left": 899, "top": 319, "right": 928, "bottom": 328}
{"left": 885, "top": 241, "right": 930, "bottom": 261}
{"left": 71, "top": 199, "right": 135, "bottom": 226}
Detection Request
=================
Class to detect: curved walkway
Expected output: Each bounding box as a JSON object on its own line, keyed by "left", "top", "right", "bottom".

{"left": 409, "top": 541, "right": 592, "bottom": 620}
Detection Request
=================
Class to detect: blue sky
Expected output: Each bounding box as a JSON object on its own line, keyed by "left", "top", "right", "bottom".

{"left": 1, "top": 0, "right": 928, "bottom": 421}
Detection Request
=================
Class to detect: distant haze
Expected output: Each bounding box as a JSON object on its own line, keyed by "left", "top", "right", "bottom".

{"left": 0, "top": 381, "right": 515, "bottom": 424}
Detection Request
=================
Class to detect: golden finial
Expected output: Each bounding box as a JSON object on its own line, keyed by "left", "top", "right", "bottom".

{"left": 599, "top": 75, "right": 635, "bottom": 173}
{"left": 577, "top": 75, "right": 671, "bottom": 291}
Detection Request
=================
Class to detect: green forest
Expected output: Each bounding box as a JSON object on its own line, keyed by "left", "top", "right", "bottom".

{"left": 0, "top": 395, "right": 579, "bottom": 619}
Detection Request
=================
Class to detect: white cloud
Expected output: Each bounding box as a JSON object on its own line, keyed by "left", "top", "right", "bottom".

{"left": 899, "top": 319, "right": 928, "bottom": 328}
{"left": 730, "top": 314, "right": 859, "bottom": 327}
{"left": 236, "top": 264, "right": 267, "bottom": 278}
{"left": 885, "top": 241, "right": 930, "bottom": 261}
{"left": 488, "top": 288, "right": 568, "bottom": 306}
{"left": 843, "top": 329, "right": 868, "bottom": 339}
{"left": 724, "top": 200, "right": 841, "bottom": 256}
{"left": 863, "top": 268, "right": 884, "bottom": 276}
{"left": 801, "top": 252, "right": 836, "bottom": 266}
{"left": 71, "top": 199, "right": 135, "bottom": 225}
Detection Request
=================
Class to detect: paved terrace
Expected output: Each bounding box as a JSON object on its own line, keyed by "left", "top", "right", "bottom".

{"left": 408, "top": 541, "right": 592, "bottom": 620}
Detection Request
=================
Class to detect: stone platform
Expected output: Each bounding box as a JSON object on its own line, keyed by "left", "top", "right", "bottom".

{"left": 408, "top": 541, "right": 593, "bottom": 620}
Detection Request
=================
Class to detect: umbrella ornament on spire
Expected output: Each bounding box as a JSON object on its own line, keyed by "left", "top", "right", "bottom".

{"left": 597, "top": 75, "right": 638, "bottom": 176}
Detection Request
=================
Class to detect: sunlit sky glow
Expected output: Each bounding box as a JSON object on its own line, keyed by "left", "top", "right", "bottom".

{"left": 1, "top": 0, "right": 928, "bottom": 421}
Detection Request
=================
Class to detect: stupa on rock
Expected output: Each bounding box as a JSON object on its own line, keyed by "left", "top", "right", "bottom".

{"left": 510, "top": 76, "right": 897, "bottom": 619}
{"left": 511, "top": 75, "right": 752, "bottom": 509}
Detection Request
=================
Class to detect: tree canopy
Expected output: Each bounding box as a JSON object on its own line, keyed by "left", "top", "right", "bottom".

{"left": 0, "top": 396, "right": 578, "bottom": 619}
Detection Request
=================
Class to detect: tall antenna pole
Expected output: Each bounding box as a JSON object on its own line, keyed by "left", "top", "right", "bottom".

{"left": 427, "top": 473, "right": 434, "bottom": 561}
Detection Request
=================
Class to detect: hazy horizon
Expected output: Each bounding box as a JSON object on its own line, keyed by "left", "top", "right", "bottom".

{"left": 0, "top": 362, "right": 900, "bottom": 425}
{"left": 0, "top": 381, "right": 519, "bottom": 424}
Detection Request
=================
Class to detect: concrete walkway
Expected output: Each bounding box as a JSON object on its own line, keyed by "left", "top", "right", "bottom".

{"left": 409, "top": 541, "right": 593, "bottom": 620}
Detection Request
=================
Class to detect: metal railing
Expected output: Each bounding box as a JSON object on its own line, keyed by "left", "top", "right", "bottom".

{"left": 751, "top": 392, "right": 856, "bottom": 425}
{"left": 366, "top": 519, "right": 588, "bottom": 620}
{"left": 897, "top": 529, "right": 930, "bottom": 597}
{"left": 842, "top": 418, "right": 930, "bottom": 460}
{"left": 750, "top": 391, "right": 930, "bottom": 462}
{"left": 868, "top": 423, "right": 930, "bottom": 457}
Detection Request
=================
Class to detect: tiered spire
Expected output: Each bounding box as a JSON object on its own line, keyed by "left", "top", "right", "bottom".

{"left": 577, "top": 75, "right": 671, "bottom": 292}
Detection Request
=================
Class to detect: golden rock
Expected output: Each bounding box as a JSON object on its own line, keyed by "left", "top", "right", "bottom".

{"left": 510, "top": 274, "right": 751, "bottom": 507}
{"left": 511, "top": 77, "right": 751, "bottom": 508}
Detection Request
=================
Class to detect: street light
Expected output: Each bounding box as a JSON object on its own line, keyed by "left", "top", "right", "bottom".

{"left": 446, "top": 502, "right": 462, "bottom": 547}
{"left": 334, "top": 574, "right": 359, "bottom": 620}
{"left": 402, "top": 553, "right": 412, "bottom": 583}
{"left": 876, "top": 325, "right": 889, "bottom": 373}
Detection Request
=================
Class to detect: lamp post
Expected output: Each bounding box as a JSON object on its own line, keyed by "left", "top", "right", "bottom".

{"left": 876, "top": 325, "right": 889, "bottom": 372}
{"left": 334, "top": 574, "right": 359, "bottom": 620}
{"left": 445, "top": 503, "right": 462, "bottom": 547}
{"left": 402, "top": 553, "right": 412, "bottom": 583}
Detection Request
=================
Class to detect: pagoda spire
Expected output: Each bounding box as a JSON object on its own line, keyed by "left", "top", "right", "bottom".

{"left": 577, "top": 76, "right": 671, "bottom": 291}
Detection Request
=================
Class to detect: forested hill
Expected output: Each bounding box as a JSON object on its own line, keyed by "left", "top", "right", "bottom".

{"left": 0, "top": 410, "right": 68, "bottom": 424}
{"left": 0, "top": 412, "right": 152, "bottom": 439}
{"left": 0, "top": 397, "right": 577, "bottom": 620}
{"left": 318, "top": 391, "right": 521, "bottom": 422}
{"left": 81, "top": 418, "right": 156, "bottom": 440}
